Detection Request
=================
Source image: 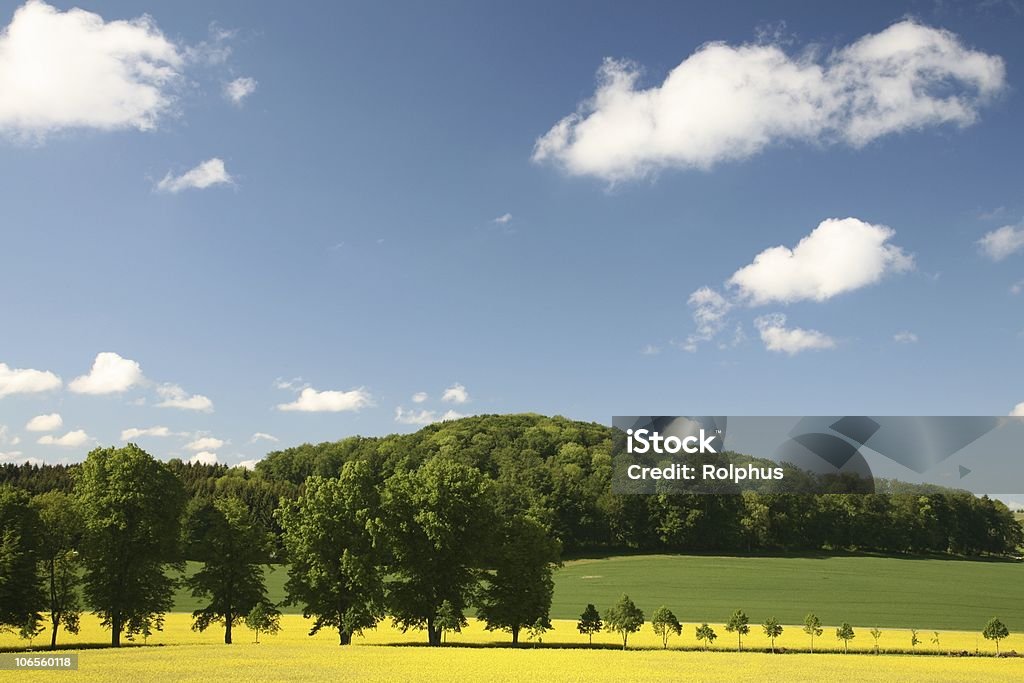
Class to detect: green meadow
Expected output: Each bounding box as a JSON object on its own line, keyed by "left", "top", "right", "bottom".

{"left": 170, "top": 553, "right": 1022, "bottom": 632}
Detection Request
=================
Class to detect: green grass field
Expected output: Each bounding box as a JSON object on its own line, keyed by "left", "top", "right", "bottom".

{"left": 551, "top": 554, "right": 1022, "bottom": 631}
{"left": 170, "top": 553, "right": 1022, "bottom": 632}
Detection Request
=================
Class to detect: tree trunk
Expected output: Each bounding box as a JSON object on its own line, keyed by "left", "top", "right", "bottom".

{"left": 512, "top": 627, "right": 519, "bottom": 645}
{"left": 339, "top": 629, "right": 352, "bottom": 646}
{"left": 112, "top": 613, "right": 121, "bottom": 647}
{"left": 622, "top": 634, "right": 627, "bottom": 650}
{"left": 225, "top": 615, "right": 233, "bottom": 645}
{"left": 589, "top": 633, "right": 592, "bottom": 645}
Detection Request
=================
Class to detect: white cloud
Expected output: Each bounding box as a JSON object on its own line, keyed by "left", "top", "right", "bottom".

{"left": 411, "top": 392, "right": 428, "bottom": 403}
{"left": 189, "top": 451, "right": 218, "bottom": 465}
{"left": 277, "top": 386, "right": 373, "bottom": 413}
{"left": 0, "top": 362, "right": 62, "bottom": 397}
{"left": 729, "top": 218, "right": 913, "bottom": 305}
{"left": 893, "top": 331, "right": 919, "bottom": 344}
{"left": 754, "top": 314, "right": 836, "bottom": 355}
{"left": 25, "top": 413, "right": 62, "bottom": 432}
{"left": 441, "top": 383, "right": 469, "bottom": 404}
{"left": 236, "top": 458, "right": 259, "bottom": 471}
{"left": 155, "top": 383, "right": 214, "bottom": 412}
{"left": 533, "top": 21, "right": 1005, "bottom": 181}
{"left": 1011, "top": 280, "right": 1024, "bottom": 295}
{"left": 0, "top": 1, "right": 183, "bottom": 140}
{"left": 156, "top": 158, "right": 233, "bottom": 193}
{"left": 0, "top": 425, "right": 20, "bottom": 446}
{"left": 224, "top": 76, "right": 257, "bottom": 105}
{"left": 684, "top": 218, "right": 912, "bottom": 351}
{"left": 683, "top": 287, "right": 733, "bottom": 352}
{"left": 493, "top": 213, "right": 512, "bottom": 224}
{"left": 121, "top": 426, "right": 171, "bottom": 440}
{"left": 69, "top": 352, "right": 144, "bottom": 395}
{"left": 0, "top": 451, "right": 43, "bottom": 466}
{"left": 395, "top": 407, "right": 467, "bottom": 425}
{"left": 38, "top": 429, "right": 91, "bottom": 447}
{"left": 250, "top": 432, "right": 278, "bottom": 443}
{"left": 1011, "top": 402, "right": 1024, "bottom": 417}
{"left": 185, "top": 436, "right": 225, "bottom": 451}
{"left": 978, "top": 223, "right": 1024, "bottom": 261}
{"left": 641, "top": 344, "right": 661, "bottom": 355}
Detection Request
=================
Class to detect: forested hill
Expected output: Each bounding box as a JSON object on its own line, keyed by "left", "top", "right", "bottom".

{"left": 2, "top": 413, "right": 1021, "bottom": 557}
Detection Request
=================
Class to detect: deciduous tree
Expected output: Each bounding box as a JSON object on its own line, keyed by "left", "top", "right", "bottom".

{"left": 277, "top": 461, "right": 385, "bottom": 645}
{"left": 76, "top": 445, "right": 184, "bottom": 647}
{"left": 604, "top": 594, "right": 644, "bottom": 650}
{"left": 187, "top": 496, "right": 271, "bottom": 644}
{"left": 651, "top": 606, "right": 681, "bottom": 649}
{"left": 762, "top": 616, "right": 783, "bottom": 653}
{"left": 32, "top": 491, "right": 83, "bottom": 649}
{"left": 380, "top": 458, "right": 494, "bottom": 646}
{"left": 983, "top": 617, "right": 1009, "bottom": 655}
{"left": 726, "top": 609, "right": 750, "bottom": 651}
{"left": 577, "top": 604, "right": 602, "bottom": 644}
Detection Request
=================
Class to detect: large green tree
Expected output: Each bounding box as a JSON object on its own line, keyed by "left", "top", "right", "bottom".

{"left": 32, "top": 491, "right": 83, "bottom": 649}
{"left": 380, "top": 457, "right": 495, "bottom": 646}
{"left": 0, "top": 485, "right": 44, "bottom": 635}
{"left": 277, "top": 461, "right": 385, "bottom": 645}
{"left": 477, "top": 514, "right": 560, "bottom": 644}
{"left": 76, "top": 445, "right": 185, "bottom": 646}
{"left": 186, "top": 496, "right": 271, "bottom": 644}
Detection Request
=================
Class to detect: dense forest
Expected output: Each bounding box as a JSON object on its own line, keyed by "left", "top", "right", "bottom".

{"left": 3, "top": 413, "right": 1021, "bottom": 557}
{"left": 2, "top": 413, "right": 1021, "bottom": 648}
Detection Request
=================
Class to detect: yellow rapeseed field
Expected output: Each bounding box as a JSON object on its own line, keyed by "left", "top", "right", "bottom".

{"left": 2, "top": 614, "right": 1021, "bottom": 682}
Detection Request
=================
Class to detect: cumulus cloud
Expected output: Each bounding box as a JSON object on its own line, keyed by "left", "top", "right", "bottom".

{"left": 395, "top": 407, "right": 466, "bottom": 425}
{"left": 250, "top": 432, "right": 278, "bottom": 443}
{"left": 893, "top": 331, "right": 919, "bottom": 344}
{"left": 411, "top": 392, "right": 428, "bottom": 404}
{"left": 121, "top": 426, "right": 171, "bottom": 440}
{"left": 754, "top": 314, "right": 836, "bottom": 354}
{"left": 185, "top": 436, "right": 225, "bottom": 451}
{"left": 441, "top": 383, "right": 469, "bottom": 404}
{"left": 277, "top": 386, "right": 373, "bottom": 413}
{"left": 155, "top": 384, "right": 214, "bottom": 412}
{"left": 728, "top": 218, "right": 913, "bottom": 305}
{"left": 493, "top": 213, "right": 512, "bottom": 224}
{"left": 0, "top": 1, "right": 184, "bottom": 140}
{"left": 38, "top": 429, "right": 91, "bottom": 447}
{"left": 1011, "top": 402, "right": 1024, "bottom": 417}
{"left": 684, "top": 218, "right": 912, "bottom": 352}
{"left": 978, "top": 223, "right": 1024, "bottom": 261}
{"left": 156, "top": 158, "right": 233, "bottom": 193}
{"left": 25, "top": 413, "right": 62, "bottom": 432}
{"left": 69, "top": 352, "right": 144, "bottom": 394}
{"left": 224, "top": 76, "right": 257, "bottom": 105}
{"left": 236, "top": 458, "right": 259, "bottom": 471}
{"left": 0, "top": 362, "right": 62, "bottom": 397}
{"left": 533, "top": 21, "right": 1005, "bottom": 181}
{"left": 189, "top": 451, "right": 218, "bottom": 465}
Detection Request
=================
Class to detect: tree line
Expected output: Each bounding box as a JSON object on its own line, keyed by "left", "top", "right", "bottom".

{"left": 577, "top": 597, "right": 1012, "bottom": 656}
{"left": 1, "top": 414, "right": 1021, "bottom": 649}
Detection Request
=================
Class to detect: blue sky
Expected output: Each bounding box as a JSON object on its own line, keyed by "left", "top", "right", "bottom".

{"left": 1, "top": 0, "right": 1023, "bottom": 468}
